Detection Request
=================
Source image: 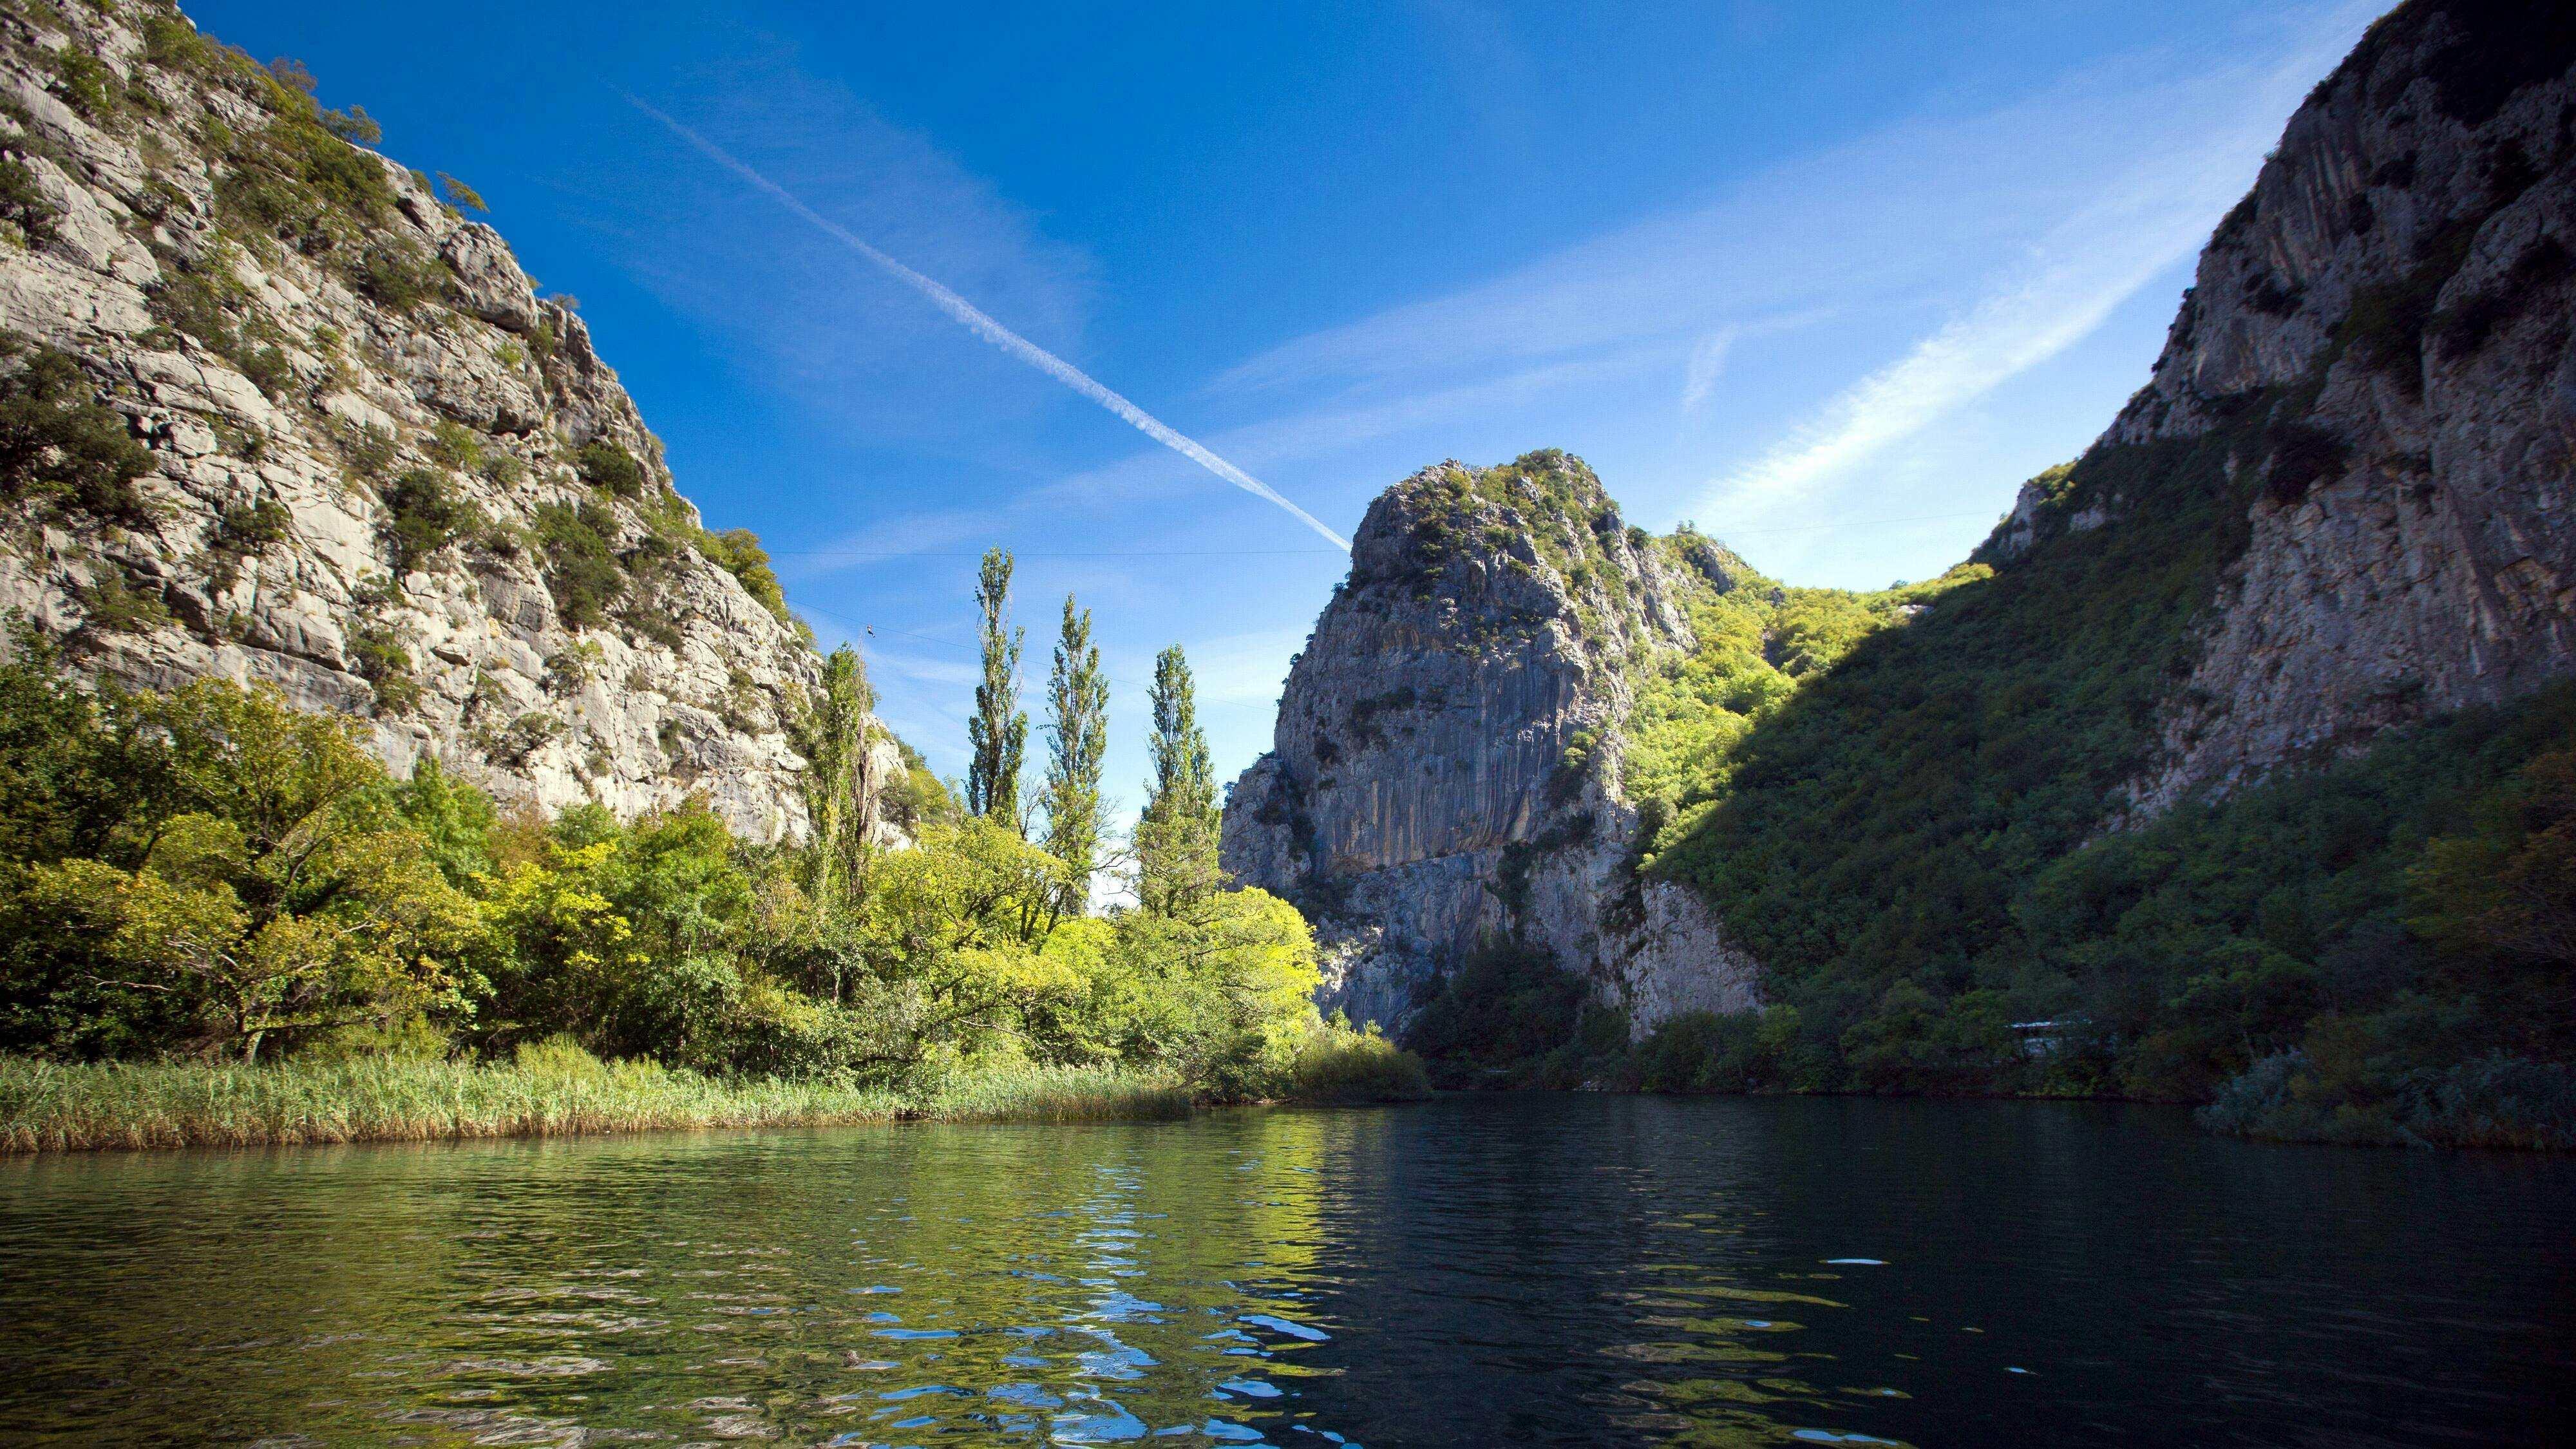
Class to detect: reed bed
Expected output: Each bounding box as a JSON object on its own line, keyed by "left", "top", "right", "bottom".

{"left": 0, "top": 1055, "right": 1195, "bottom": 1152}
{"left": 1287, "top": 1025, "right": 1434, "bottom": 1105}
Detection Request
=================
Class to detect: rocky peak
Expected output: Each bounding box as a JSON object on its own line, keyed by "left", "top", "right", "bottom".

{"left": 0, "top": 1, "right": 905, "bottom": 843}
{"left": 1222, "top": 450, "right": 1756, "bottom": 1032}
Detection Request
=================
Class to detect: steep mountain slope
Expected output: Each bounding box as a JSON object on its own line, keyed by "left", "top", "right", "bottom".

{"left": 0, "top": 1, "right": 902, "bottom": 840}
{"left": 1222, "top": 451, "right": 1959, "bottom": 1032}
{"left": 2065, "top": 0, "right": 2576, "bottom": 811}
{"left": 1226, "top": 0, "right": 2576, "bottom": 1127}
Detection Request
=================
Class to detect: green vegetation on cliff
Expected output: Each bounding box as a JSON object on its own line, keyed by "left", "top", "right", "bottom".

{"left": 1602, "top": 408, "right": 2574, "bottom": 1146}
{"left": 1392, "top": 412, "right": 2570, "bottom": 1148}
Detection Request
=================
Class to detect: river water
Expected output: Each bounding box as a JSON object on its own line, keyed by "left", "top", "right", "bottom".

{"left": 1, "top": 1095, "right": 2569, "bottom": 1448}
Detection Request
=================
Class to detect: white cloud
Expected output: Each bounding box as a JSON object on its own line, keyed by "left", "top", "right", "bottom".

{"left": 1680, "top": 325, "right": 1739, "bottom": 412}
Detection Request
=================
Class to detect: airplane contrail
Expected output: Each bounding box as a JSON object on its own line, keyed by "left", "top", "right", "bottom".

{"left": 626, "top": 96, "right": 1350, "bottom": 553}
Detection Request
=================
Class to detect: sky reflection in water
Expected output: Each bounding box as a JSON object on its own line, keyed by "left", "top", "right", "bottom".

{"left": 1, "top": 1095, "right": 2571, "bottom": 1447}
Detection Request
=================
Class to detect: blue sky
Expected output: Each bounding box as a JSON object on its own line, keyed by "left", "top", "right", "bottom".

{"left": 191, "top": 0, "right": 2381, "bottom": 819}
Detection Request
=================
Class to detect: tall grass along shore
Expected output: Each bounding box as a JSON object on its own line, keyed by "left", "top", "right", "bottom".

{"left": 0, "top": 1053, "right": 1198, "bottom": 1153}
{"left": 1, "top": 1018, "right": 1434, "bottom": 1152}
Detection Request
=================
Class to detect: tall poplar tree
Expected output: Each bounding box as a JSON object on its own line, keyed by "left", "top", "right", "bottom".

{"left": 799, "top": 644, "right": 875, "bottom": 914}
{"left": 1040, "top": 594, "right": 1109, "bottom": 911}
{"left": 964, "top": 547, "right": 1027, "bottom": 833}
{"left": 1135, "top": 644, "right": 1221, "bottom": 913}
{"left": 795, "top": 643, "right": 875, "bottom": 1002}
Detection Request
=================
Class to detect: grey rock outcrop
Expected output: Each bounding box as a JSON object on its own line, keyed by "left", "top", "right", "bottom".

{"left": 0, "top": 3, "right": 902, "bottom": 841}
{"left": 1998, "top": 1, "right": 2576, "bottom": 811}
{"left": 1220, "top": 455, "right": 1760, "bottom": 1034}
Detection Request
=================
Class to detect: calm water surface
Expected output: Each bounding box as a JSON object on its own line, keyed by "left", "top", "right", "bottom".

{"left": 1, "top": 1095, "right": 2570, "bottom": 1448}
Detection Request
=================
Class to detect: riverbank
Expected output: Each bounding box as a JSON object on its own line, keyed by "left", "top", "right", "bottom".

{"left": 0, "top": 1055, "right": 1200, "bottom": 1152}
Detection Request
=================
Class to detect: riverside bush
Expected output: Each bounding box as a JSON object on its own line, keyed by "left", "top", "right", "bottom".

{"left": 1285, "top": 1014, "right": 1430, "bottom": 1104}
{"left": 0, "top": 634, "right": 1343, "bottom": 1144}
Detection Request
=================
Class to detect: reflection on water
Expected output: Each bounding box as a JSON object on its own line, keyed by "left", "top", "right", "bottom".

{"left": 2, "top": 1095, "right": 2570, "bottom": 1447}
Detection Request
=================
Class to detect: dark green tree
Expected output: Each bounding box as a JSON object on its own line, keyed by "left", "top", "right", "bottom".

{"left": 798, "top": 644, "right": 876, "bottom": 929}
{"left": 0, "top": 334, "right": 156, "bottom": 524}
{"left": 1135, "top": 645, "right": 1221, "bottom": 914}
{"left": 964, "top": 547, "right": 1028, "bottom": 833}
{"left": 1041, "top": 595, "right": 1110, "bottom": 913}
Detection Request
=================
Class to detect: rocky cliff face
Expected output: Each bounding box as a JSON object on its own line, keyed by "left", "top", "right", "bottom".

{"left": 1221, "top": 453, "right": 1760, "bottom": 1032}
{"left": 1998, "top": 0, "right": 2576, "bottom": 811}
{"left": 0, "top": 2, "right": 901, "bottom": 841}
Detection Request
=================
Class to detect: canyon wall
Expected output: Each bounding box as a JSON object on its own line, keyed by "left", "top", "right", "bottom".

{"left": 0, "top": 2, "right": 902, "bottom": 842}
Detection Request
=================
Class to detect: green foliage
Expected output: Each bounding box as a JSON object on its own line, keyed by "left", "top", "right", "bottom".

{"left": 379, "top": 467, "right": 478, "bottom": 571}
{"left": 792, "top": 645, "right": 876, "bottom": 927}
{"left": 423, "top": 420, "right": 482, "bottom": 471}
{"left": 532, "top": 500, "right": 624, "bottom": 628}
{"left": 0, "top": 157, "right": 58, "bottom": 246}
{"left": 1286, "top": 1014, "right": 1432, "bottom": 1103}
{"left": 1136, "top": 644, "right": 1218, "bottom": 915}
{"left": 142, "top": 247, "right": 303, "bottom": 398}
{"left": 48, "top": 48, "right": 118, "bottom": 122}
{"left": 0, "top": 1054, "right": 1189, "bottom": 1149}
{"left": 1618, "top": 538, "right": 1979, "bottom": 824}
{"left": 348, "top": 622, "right": 418, "bottom": 714}
{"left": 437, "top": 173, "right": 488, "bottom": 213}
{"left": 883, "top": 735, "right": 959, "bottom": 834}
{"left": 207, "top": 495, "right": 289, "bottom": 591}
{"left": 1633, "top": 1005, "right": 1814, "bottom": 1094}
{"left": 0, "top": 334, "right": 155, "bottom": 524}
{"left": 0, "top": 630, "right": 177, "bottom": 874}
{"left": 1404, "top": 935, "right": 1595, "bottom": 1088}
{"left": 0, "top": 633, "right": 1332, "bottom": 1107}
{"left": 0, "top": 674, "right": 473, "bottom": 1061}
{"left": 574, "top": 439, "right": 646, "bottom": 498}
{"left": 1642, "top": 416, "right": 2277, "bottom": 1084}
{"left": 319, "top": 104, "right": 381, "bottom": 147}
{"left": 73, "top": 571, "right": 171, "bottom": 633}
{"left": 352, "top": 242, "right": 446, "bottom": 314}
{"left": 696, "top": 524, "right": 790, "bottom": 624}
{"left": 142, "top": 16, "right": 223, "bottom": 75}
{"left": 145, "top": 258, "right": 242, "bottom": 353}
{"left": 1041, "top": 596, "right": 1109, "bottom": 909}
{"left": 1054, "top": 882, "right": 1323, "bottom": 1097}
{"left": 379, "top": 756, "right": 496, "bottom": 888}
{"left": 213, "top": 99, "right": 397, "bottom": 245}
{"left": 332, "top": 419, "right": 396, "bottom": 483}
{"left": 965, "top": 548, "right": 1028, "bottom": 831}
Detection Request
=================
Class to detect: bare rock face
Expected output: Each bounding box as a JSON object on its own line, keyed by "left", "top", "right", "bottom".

{"left": 0, "top": 3, "right": 899, "bottom": 841}
{"left": 1998, "top": 1, "right": 2576, "bottom": 811}
{"left": 1220, "top": 455, "right": 1761, "bottom": 1033}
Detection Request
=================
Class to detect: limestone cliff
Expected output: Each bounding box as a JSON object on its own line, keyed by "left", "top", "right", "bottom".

{"left": 1995, "top": 0, "right": 2576, "bottom": 812}
{"left": 0, "top": 2, "right": 902, "bottom": 841}
{"left": 1221, "top": 453, "right": 1761, "bottom": 1032}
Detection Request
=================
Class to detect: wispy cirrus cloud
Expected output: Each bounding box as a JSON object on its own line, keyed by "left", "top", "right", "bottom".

{"left": 1211, "top": 1, "right": 2376, "bottom": 533}
{"left": 1679, "top": 325, "right": 1739, "bottom": 413}
{"left": 1696, "top": 7, "right": 2373, "bottom": 521}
